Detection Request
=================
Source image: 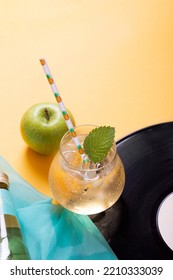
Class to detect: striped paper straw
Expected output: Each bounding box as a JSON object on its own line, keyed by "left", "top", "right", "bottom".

{"left": 39, "top": 58, "right": 84, "bottom": 156}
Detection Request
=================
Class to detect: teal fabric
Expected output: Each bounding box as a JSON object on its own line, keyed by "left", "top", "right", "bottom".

{"left": 0, "top": 156, "right": 117, "bottom": 260}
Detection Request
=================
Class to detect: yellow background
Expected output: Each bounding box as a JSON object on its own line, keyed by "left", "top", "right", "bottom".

{"left": 0, "top": 0, "right": 173, "bottom": 197}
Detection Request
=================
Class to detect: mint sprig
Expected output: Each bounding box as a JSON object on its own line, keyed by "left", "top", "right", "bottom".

{"left": 83, "top": 126, "right": 115, "bottom": 163}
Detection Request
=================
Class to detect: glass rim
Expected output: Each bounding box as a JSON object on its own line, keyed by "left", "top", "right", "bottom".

{"left": 59, "top": 124, "right": 117, "bottom": 172}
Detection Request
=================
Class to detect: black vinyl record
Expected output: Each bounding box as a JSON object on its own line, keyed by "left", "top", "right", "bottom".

{"left": 92, "top": 122, "right": 173, "bottom": 259}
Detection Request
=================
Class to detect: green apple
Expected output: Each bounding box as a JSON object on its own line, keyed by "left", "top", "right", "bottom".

{"left": 20, "top": 102, "right": 75, "bottom": 155}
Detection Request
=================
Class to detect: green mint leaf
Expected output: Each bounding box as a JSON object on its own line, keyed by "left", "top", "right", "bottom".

{"left": 83, "top": 126, "right": 115, "bottom": 163}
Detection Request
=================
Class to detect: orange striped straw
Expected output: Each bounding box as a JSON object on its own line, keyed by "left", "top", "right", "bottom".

{"left": 39, "top": 58, "right": 84, "bottom": 155}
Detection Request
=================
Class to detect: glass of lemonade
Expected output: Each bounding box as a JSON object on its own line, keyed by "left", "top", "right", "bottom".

{"left": 49, "top": 125, "right": 125, "bottom": 215}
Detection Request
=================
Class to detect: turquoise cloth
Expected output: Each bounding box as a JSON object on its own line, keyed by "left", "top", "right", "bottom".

{"left": 0, "top": 156, "right": 117, "bottom": 260}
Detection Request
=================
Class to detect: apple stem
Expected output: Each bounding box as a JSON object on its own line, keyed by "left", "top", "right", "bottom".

{"left": 44, "top": 108, "right": 50, "bottom": 121}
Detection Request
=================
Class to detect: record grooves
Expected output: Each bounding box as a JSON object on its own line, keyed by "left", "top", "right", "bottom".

{"left": 93, "top": 122, "right": 173, "bottom": 259}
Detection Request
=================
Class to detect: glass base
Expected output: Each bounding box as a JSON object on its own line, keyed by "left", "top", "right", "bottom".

{"left": 89, "top": 197, "right": 124, "bottom": 242}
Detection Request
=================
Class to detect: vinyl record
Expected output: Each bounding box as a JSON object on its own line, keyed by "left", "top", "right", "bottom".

{"left": 92, "top": 122, "right": 173, "bottom": 259}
